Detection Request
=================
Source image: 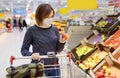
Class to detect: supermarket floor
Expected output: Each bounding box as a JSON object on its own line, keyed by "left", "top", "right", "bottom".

{"left": 0, "top": 28, "right": 91, "bottom": 78}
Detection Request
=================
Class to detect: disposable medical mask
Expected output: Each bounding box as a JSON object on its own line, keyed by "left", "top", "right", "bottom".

{"left": 43, "top": 18, "right": 53, "bottom": 26}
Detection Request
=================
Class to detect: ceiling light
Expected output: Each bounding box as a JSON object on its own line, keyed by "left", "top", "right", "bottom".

{"left": 17, "top": 1, "right": 21, "bottom": 3}
{"left": 6, "top": 8, "right": 10, "bottom": 11}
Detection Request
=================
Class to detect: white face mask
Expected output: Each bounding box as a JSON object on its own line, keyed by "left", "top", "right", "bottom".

{"left": 43, "top": 18, "right": 53, "bottom": 26}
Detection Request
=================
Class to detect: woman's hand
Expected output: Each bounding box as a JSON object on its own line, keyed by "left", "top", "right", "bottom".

{"left": 59, "top": 33, "right": 68, "bottom": 43}
{"left": 31, "top": 53, "right": 40, "bottom": 60}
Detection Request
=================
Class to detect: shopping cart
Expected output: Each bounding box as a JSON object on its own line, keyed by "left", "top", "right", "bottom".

{"left": 6, "top": 52, "right": 73, "bottom": 78}
{"left": 6, "top": 52, "right": 91, "bottom": 78}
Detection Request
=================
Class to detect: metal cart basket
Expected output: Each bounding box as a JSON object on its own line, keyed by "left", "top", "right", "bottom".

{"left": 6, "top": 52, "right": 74, "bottom": 78}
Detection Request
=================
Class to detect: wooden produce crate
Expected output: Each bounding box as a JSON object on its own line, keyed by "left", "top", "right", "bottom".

{"left": 85, "top": 31, "right": 107, "bottom": 45}
{"left": 76, "top": 46, "right": 112, "bottom": 72}
{"left": 110, "top": 47, "right": 120, "bottom": 63}
{"left": 112, "top": 51, "right": 120, "bottom": 62}
{"left": 70, "top": 42, "right": 94, "bottom": 63}
{"left": 107, "top": 21, "right": 120, "bottom": 36}
{"left": 95, "top": 14, "right": 119, "bottom": 27}
{"left": 105, "top": 14, "right": 119, "bottom": 25}
{"left": 107, "top": 14, "right": 120, "bottom": 19}
{"left": 91, "top": 14, "right": 120, "bottom": 34}
{"left": 104, "top": 29, "right": 120, "bottom": 49}
{"left": 89, "top": 54, "right": 120, "bottom": 78}
{"left": 95, "top": 17, "right": 103, "bottom": 25}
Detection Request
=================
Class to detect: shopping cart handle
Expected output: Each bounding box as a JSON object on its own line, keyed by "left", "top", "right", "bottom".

{"left": 10, "top": 56, "right": 15, "bottom": 65}
{"left": 67, "top": 53, "right": 72, "bottom": 61}
{"left": 9, "top": 53, "right": 72, "bottom": 65}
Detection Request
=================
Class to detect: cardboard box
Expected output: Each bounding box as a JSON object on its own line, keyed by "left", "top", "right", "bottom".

{"left": 77, "top": 47, "right": 110, "bottom": 71}
{"left": 83, "top": 30, "right": 108, "bottom": 44}
{"left": 89, "top": 53, "right": 120, "bottom": 78}
{"left": 70, "top": 42, "right": 94, "bottom": 62}
{"left": 104, "top": 29, "right": 120, "bottom": 49}
{"left": 86, "top": 33, "right": 104, "bottom": 45}
{"left": 91, "top": 14, "right": 120, "bottom": 35}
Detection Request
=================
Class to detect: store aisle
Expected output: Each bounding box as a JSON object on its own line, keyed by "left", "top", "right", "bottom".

{"left": 0, "top": 28, "right": 91, "bottom": 78}
{"left": 0, "top": 28, "right": 31, "bottom": 77}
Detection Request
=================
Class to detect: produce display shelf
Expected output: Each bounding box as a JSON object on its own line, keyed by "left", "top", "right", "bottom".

{"left": 69, "top": 13, "right": 120, "bottom": 78}
{"left": 95, "top": 14, "right": 119, "bottom": 26}
{"left": 104, "top": 29, "right": 120, "bottom": 49}
{"left": 70, "top": 43, "right": 94, "bottom": 62}
{"left": 91, "top": 14, "right": 120, "bottom": 34}
{"left": 76, "top": 47, "right": 112, "bottom": 71}
{"left": 86, "top": 33, "right": 104, "bottom": 45}
{"left": 89, "top": 54, "right": 120, "bottom": 78}
{"left": 112, "top": 51, "right": 120, "bottom": 61}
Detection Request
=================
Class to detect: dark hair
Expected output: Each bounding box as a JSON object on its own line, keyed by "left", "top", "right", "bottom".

{"left": 35, "top": 4, "right": 54, "bottom": 26}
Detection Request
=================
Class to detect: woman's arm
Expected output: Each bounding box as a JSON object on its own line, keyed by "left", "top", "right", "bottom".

{"left": 21, "top": 27, "right": 33, "bottom": 56}
{"left": 54, "top": 27, "right": 66, "bottom": 53}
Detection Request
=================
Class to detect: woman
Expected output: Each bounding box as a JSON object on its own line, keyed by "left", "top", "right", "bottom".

{"left": 13, "top": 16, "right": 17, "bottom": 29}
{"left": 18, "top": 17, "right": 23, "bottom": 31}
{"left": 21, "top": 4, "right": 66, "bottom": 77}
{"left": 22, "top": 18, "right": 28, "bottom": 29}
{"left": 6, "top": 18, "right": 11, "bottom": 32}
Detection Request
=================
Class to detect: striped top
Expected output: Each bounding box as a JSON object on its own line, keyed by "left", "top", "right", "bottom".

{"left": 21, "top": 25, "right": 65, "bottom": 64}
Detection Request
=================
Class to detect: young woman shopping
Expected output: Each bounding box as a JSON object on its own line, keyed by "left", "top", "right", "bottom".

{"left": 21, "top": 3, "right": 67, "bottom": 77}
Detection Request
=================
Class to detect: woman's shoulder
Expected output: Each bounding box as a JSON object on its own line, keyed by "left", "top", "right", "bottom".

{"left": 51, "top": 25, "right": 58, "bottom": 30}
{"left": 29, "top": 25, "right": 58, "bottom": 30}
{"left": 28, "top": 25, "right": 36, "bottom": 29}
{"left": 51, "top": 25, "right": 59, "bottom": 33}
{"left": 26, "top": 25, "right": 37, "bottom": 32}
